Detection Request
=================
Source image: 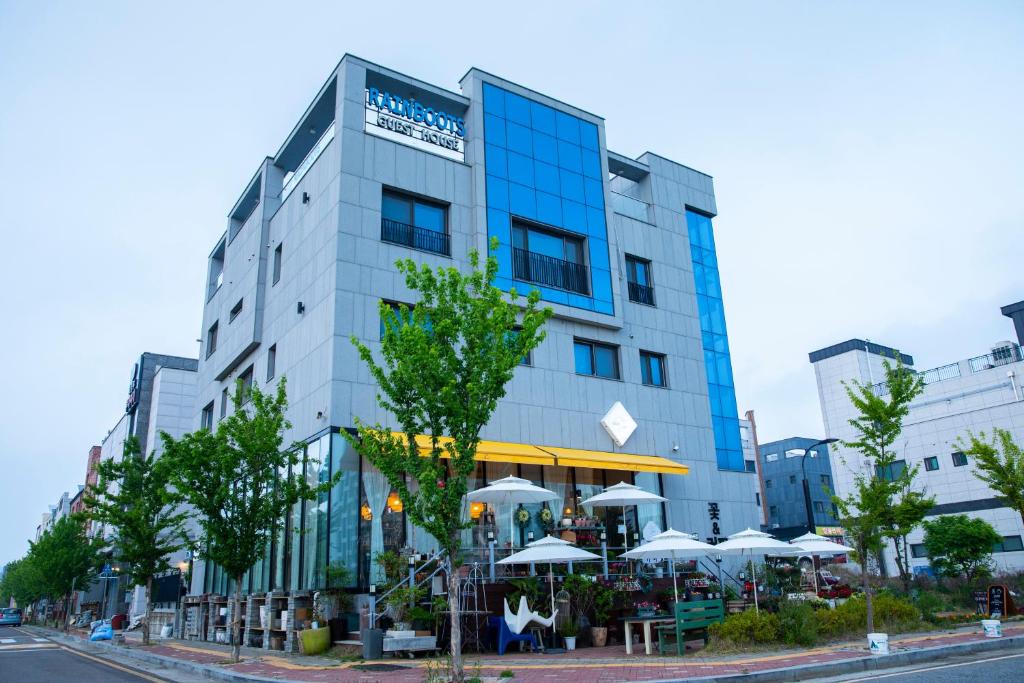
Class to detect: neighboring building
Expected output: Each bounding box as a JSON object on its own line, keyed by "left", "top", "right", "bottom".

{"left": 810, "top": 301, "right": 1024, "bottom": 574}
{"left": 740, "top": 412, "right": 768, "bottom": 528}
{"left": 757, "top": 437, "right": 840, "bottom": 540}
{"left": 34, "top": 512, "right": 51, "bottom": 541}
{"left": 69, "top": 485, "right": 86, "bottom": 516}
{"left": 190, "top": 55, "right": 759, "bottom": 596}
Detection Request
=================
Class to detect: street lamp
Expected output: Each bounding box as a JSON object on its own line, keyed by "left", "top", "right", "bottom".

{"left": 801, "top": 438, "right": 839, "bottom": 534}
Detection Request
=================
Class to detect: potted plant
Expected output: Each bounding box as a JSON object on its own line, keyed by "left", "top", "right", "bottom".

{"left": 591, "top": 584, "right": 614, "bottom": 647}
{"left": 634, "top": 600, "right": 658, "bottom": 618}
{"left": 562, "top": 618, "right": 580, "bottom": 651}
{"left": 322, "top": 562, "right": 355, "bottom": 641}
{"left": 383, "top": 585, "right": 425, "bottom": 633}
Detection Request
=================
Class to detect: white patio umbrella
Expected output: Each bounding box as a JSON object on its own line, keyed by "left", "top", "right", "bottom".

{"left": 497, "top": 535, "right": 601, "bottom": 631}
{"left": 467, "top": 476, "right": 557, "bottom": 548}
{"left": 786, "top": 533, "right": 855, "bottom": 595}
{"left": 621, "top": 529, "right": 716, "bottom": 602}
{"left": 580, "top": 482, "right": 667, "bottom": 550}
{"left": 714, "top": 528, "right": 794, "bottom": 612}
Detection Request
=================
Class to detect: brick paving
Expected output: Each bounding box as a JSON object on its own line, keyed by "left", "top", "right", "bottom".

{"left": 48, "top": 621, "right": 1024, "bottom": 682}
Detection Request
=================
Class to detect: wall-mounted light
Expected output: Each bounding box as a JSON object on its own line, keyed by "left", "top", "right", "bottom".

{"left": 564, "top": 507, "right": 573, "bottom": 516}
{"left": 386, "top": 491, "right": 403, "bottom": 513}
{"left": 296, "top": 302, "right": 305, "bottom": 314}
{"left": 302, "top": 191, "right": 310, "bottom": 204}
{"left": 527, "top": 531, "right": 535, "bottom": 542}
{"left": 469, "top": 501, "right": 485, "bottom": 520}
{"left": 600, "top": 531, "right": 607, "bottom": 542}
{"left": 360, "top": 503, "right": 372, "bottom": 521}
{"left": 486, "top": 530, "right": 494, "bottom": 541}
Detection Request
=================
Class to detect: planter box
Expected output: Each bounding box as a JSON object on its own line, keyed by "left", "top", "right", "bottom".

{"left": 298, "top": 627, "right": 331, "bottom": 656}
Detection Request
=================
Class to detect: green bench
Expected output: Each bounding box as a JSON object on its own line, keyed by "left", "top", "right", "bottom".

{"left": 655, "top": 599, "right": 725, "bottom": 656}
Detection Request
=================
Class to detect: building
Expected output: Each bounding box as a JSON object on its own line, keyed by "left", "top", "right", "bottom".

{"left": 757, "top": 437, "right": 840, "bottom": 539}
{"left": 740, "top": 412, "right": 768, "bottom": 528}
{"left": 190, "top": 55, "right": 760, "bottom": 596}
{"left": 810, "top": 301, "right": 1024, "bottom": 574}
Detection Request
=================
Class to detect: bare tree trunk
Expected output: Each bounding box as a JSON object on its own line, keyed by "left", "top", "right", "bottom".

{"left": 143, "top": 576, "right": 153, "bottom": 646}
{"left": 64, "top": 593, "right": 71, "bottom": 633}
{"left": 231, "top": 577, "right": 242, "bottom": 663}
{"left": 862, "top": 538, "right": 874, "bottom": 635}
{"left": 447, "top": 541, "right": 463, "bottom": 683}
{"left": 891, "top": 537, "right": 910, "bottom": 593}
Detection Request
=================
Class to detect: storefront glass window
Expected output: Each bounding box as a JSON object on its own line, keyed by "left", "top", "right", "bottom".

{"left": 634, "top": 472, "right": 665, "bottom": 541}
{"left": 328, "top": 434, "right": 359, "bottom": 588}
{"left": 302, "top": 435, "right": 330, "bottom": 589}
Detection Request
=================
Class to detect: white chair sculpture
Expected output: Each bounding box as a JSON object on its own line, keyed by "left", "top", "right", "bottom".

{"left": 503, "top": 595, "right": 557, "bottom": 634}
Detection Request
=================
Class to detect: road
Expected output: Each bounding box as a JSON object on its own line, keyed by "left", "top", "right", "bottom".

{"left": 0, "top": 625, "right": 175, "bottom": 682}
{"left": 821, "top": 649, "right": 1024, "bottom": 682}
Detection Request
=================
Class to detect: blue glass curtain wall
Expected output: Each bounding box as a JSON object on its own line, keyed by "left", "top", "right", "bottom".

{"left": 481, "top": 83, "right": 614, "bottom": 315}
{"left": 686, "top": 209, "right": 744, "bottom": 472}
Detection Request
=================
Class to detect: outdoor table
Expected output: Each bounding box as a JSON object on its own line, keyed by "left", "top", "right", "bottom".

{"left": 621, "top": 614, "right": 674, "bottom": 655}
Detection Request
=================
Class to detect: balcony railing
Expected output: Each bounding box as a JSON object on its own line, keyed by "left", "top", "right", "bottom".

{"left": 873, "top": 361, "right": 960, "bottom": 396}
{"left": 611, "top": 191, "right": 651, "bottom": 222}
{"left": 627, "top": 281, "right": 656, "bottom": 306}
{"left": 512, "top": 247, "right": 589, "bottom": 295}
{"left": 968, "top": 344, "right": 1023, "bottom": 372}
{"left": 381, "top": 219, "right": 451, "bottom": 256}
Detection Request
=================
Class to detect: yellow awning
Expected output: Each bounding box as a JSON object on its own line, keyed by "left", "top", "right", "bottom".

{"left": 391, "top": 432, "right": 687, "bottom": 475}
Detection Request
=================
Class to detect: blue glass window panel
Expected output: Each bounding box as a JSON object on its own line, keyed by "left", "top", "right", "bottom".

{"left": 557, "top": 141, "right": 582, "bottom": 173}
{"left": 707, "top": 298, "right": 725, "bottom": 334}
{"left": 508, "top": 152, "right": 534, "bottom": 186}
{"left": 586, "top": 207, "right": 607, "bottom": 237}
{"left": 534, "top": 161, "right": 559, "bottom": 194}
{"left": 495, "top": 241, "right": 513, "bottom": 279}
{"left": 505, "top": 92, "right": 532, "bottom": 126}
{"left": 720, "top": 390, "right": 739, "bottom": 418}
{"left": 508, "top": 183, "right": 537, "bottom": 220}
{"left": 486, "top": 176, "right": 509, "bottom": 212}
{"left": 713, "top": 333, "right": 728, "bottom": 353}
{"left": 484, "top": 114, "right": 506, "bottom": 147}
{"left": 591, "top": 267, "right": 612, "bottom": 302}
{"left": 555, "top": 111, "right": 580, "bottom": 143}
{"left": 589, "top": 239, "right": 610, "bottom": 271}
{"left": 414, "top": 203, "right": 445, "bottom": 232}
{"left": 640, "top": 356, "right": 651, "bottom": 385}
{"left": 704, "top": 350, "right": 719, "bottom": 384}
{"left": 562, "top": 199, "right": 587, "bottom": 232}
{"left": 716, "top": 355, "right": 734, "bottom": 387}
{"left": 580, "top": 121, "right": 599, "bottom": 150}
{"left": 540, "top": 286, "right": 568, "bottom": 305}
{"left": 574, "top": 342, "right": 593, "bottom": 375}
{"left": 594, "top": 345, "right": 618, "bottom": 378}
{"left": 567, "top": 293, "right": 594, "bottom": 311}
{"left": 507, "top": 122, "right": 533, "bottom": 156}
{"left": 382, "top": 194, "right": 408, "bottom": 223}
{"left": 531, "top": 102, "right": 556, "bottom": 135}
{"left": 536, "top": 191, "right": 561, "bottom": 226}
{"left": 581, "top": 149, "right": 601, "bottom": 179}
{"left": 724, "top": 421, "right": 742, "bottom": 450}
{"left": 487, "top": 208, "right": 510, "bottom": 241}
{"left": 533, "top": 132, "right": 558, "bottom": 165}
{"left": 483, "top": 83, "right": 505, "bottom": 116}
{"left": 486, "top": 144, "right": 508, "bottom": 179}
{"left": 559, "top": 170, "right": 585, "bottom": 204}
{"left": 528, "top": 229, "right": 564, "bottom": 260}
{"left": 594, "top": 299, "right": 614, "bottom": 315}
{"left": 583, "top": 177, "right": 604, "bottom": 208}
{"left": 704, "top": 267, "right": 722, "bottom": 298}
{"left": 703, "top": 247, "right": 718, "bottom": 268}
{"left": 693, "top": 263, "right": 706, "bottom": 295}
{"left": 649, "top": 355, "right": 664, "bottom": 386}
{"left": 712, "top": 417, "right": 726, "bottom": 448}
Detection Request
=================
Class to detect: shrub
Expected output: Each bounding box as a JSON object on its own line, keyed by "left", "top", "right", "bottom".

{"left": 778, "top": 601, "right": 819, "bottom": 646}
{"left": 817, "top": 593, "right": 921, "bottom": 637}
{"left": 709, "top": 609, "right": 781, "bottom": 645}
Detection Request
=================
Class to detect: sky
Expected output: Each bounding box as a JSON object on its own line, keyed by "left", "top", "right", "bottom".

{"left": 0, "top": 1, "right": 1021, "bottom": 566}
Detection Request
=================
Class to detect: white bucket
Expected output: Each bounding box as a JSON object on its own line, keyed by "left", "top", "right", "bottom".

{"left": 982, "top": 620, "right": 1002, "bottom": 638}
{"left": 868, "top": 632, "right": 889, "bottom": 655}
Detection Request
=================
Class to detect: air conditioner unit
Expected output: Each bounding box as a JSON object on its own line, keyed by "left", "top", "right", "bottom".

{"left": 990, "top": 341, "right": 1021, "bottom": 367}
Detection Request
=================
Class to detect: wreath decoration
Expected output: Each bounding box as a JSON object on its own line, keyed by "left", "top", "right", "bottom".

{"left": 537, "top": 507, "right": 554, "bottom": 528}
{"left": 515, "top": 506, "right": 531, "bottom": 528}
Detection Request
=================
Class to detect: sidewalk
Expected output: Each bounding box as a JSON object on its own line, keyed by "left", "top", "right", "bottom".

{"left": 33, "top": 621, "right": 1024, "bottom": 682}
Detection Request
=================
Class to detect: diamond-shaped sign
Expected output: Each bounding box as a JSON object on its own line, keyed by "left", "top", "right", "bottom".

{"left": 601, "top": 401, "right": 637, "bottom": 447}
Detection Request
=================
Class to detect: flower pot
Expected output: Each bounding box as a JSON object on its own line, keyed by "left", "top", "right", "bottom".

{"left": 591, "top": 626, "right": 608, "bottom": 647}
{"left": 564, "top": 636, "right": 577, "bottom": 651}
{"left": 868, "top": 632, "right": 889, "bottom": 655}
{"left": 637, "top": 609, "right": 655, "bottom": 618}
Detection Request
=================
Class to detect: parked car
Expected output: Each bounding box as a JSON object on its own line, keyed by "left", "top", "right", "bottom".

{"left": 0, "top": 608, "right": 23, "bottom": 626}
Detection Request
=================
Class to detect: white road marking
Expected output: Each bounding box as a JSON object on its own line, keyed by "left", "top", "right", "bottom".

{"left": 0, "top": 638, "right": 14, "bottom": 643}
{"left": 842, "top": 651, "right": 1024, "bottom": 681}
{"left": 32, "top": 638, "right": 47, "bottom": 642}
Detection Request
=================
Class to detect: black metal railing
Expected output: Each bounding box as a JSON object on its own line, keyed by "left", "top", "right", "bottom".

{"left": 628, "top": 280, "right": 656, "bottom": 306}
{"left": 381, "top": 218, "right": 450, "bottom": 256}
{"left": 512, "top": 247, "right": 590, "bottom": 295}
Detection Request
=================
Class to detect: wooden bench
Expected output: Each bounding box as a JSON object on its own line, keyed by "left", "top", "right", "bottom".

{"left": 655, "top": 599, "right": 725, "bottom": 656}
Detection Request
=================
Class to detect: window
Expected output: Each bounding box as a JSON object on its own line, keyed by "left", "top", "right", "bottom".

{"left": 509, "top": 328, "right": 532, "bottom": 366}
{"left": 769, "top": 505, "right": 778, "bottom": 519}
{"left": 573, "top": 339, "right": 619, "bottom": 379}
{"left": 755, "top": 492, "right": 761, "bottom": 507}
{"left": 229, "top": 298, "right": 243, "bottom": 323}
{"left": 272, "top": 243, "right": 283, "bottom": 285}
{"left": 267, "top": 344, "right": 277, "bottom": 382}
{"left": 820, "top": 474, "right": 832, "bottom": 488}
{"left": 239, "top": 365, "right": 254, "bottom": 405}
{"left": 924, "top": 456, "right": 939, "bottom": 472}
{"left": 765, "top": 479, "right": 772, "bottom": 489}
{"left": 994, "top": 536, "right": 1024, "bottom": 553}
{"left": 875, "top": 459, "right": 907, "bottom": 481}
{"left": 512, "top": 220, "right": 589, "bottom": 294}
{"left": 220, "top": 387, "right": 229, "bottom": 419}
{"left": 745, "top": 460, "right": 756, "bottom": 473}
{"left": 789, "top": 474, "right": 797, "bottom": 484}
{"left": 206, "top": 321, "right": 219, "bottom": 359}
{"left": 952, "top": 451, "right": 968, "bottom": 467}
{"left": 814, "top": 501, "right": 825, "bottom": 513}
{"left": 208, "top": 238, "right": 225, "bottom": 300}
{"left": 910, "top": 543, "right": 928, "bottom": 559}
{"left": 379, "top": 301, "right": 420, "bottom": 340}
{"left": 765, "top": 452, "right": 779, "bottom": 462}
{"left": 640, "top": 351, "right": 666, "bottom": 387}
{"left": 381, "top": 190, "right": 450, "bottom": 256}
{"left": 200, "top": 401, "right": 214, "bottom": 430}
{"left": 831, "top": 503, "right": 839, "bottom": 517}
{"left": 625, "top": 255, "right": 655, "bottom": 306}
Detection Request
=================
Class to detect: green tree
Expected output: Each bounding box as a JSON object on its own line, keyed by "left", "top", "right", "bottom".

{"left": 86, "top": 436, "right": 190, "bottom": 643}
{"left": 162, "top": 378, "right": 337, "bottom": 663}
{"left": 832, "top": 358, "right": 924, "bottom": 634}
{"left": 28, "top": 516, "right": 101, "bottom": 626}
{"left": 877, "top": 472, "right": 934, "bottom": 593}
{"left": 346, "top": 242, "right": 551, "bottom": 682}
{"left": 960, "top": 428, "right": 1024, "bottom": 527}
{"left": 922, "top": 514, "right": 1002, "bottom": 583}
{"left": 0, "top": 558, "right": 44, "bottom": 613}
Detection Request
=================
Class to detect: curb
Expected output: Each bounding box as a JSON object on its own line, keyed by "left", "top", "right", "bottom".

{"left": 26, "top": 627, "right": 279, "bottom": 683}
{"left": 650, "top": 633, "right": 1024, "bottom": 683}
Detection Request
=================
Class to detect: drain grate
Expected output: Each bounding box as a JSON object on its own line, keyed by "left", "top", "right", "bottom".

{"left": 352, "top": 663, "right": 410, "bottom": 672}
